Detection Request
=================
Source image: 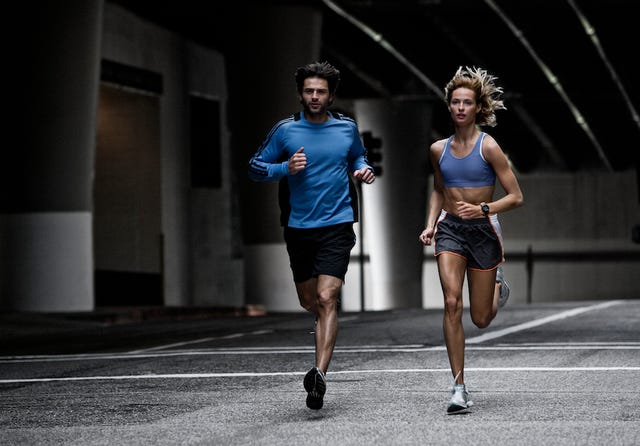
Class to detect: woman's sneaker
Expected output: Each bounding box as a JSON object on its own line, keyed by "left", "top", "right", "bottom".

{"left": 496, "top": 266, "right": 510, "bottom": 308}
{"left": 447, "top": 383, "right": 473, "bottom": 414}
{"left": 303, "top": 367, "right": 326, "bottom": 410}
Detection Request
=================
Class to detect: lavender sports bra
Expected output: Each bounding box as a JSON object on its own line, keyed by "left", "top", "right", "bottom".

{"left": 439, "top": 133, "right": 496, "bottom": 187}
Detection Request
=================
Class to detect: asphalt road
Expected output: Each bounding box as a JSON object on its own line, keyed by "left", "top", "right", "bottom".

{"left": 1, "top": 299, "right": 639, "bottom": 445}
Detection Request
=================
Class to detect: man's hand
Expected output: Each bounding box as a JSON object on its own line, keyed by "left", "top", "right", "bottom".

{"left": 288, "top": 147, "right": 307, "bottom": 175}
{"left": 353, "top": 167, "right": 375, "bottom": 184}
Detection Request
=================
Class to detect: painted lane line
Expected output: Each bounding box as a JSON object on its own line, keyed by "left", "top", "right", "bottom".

{"left": 2, "top": 366, "right": 639, "bottom": 384}
{"left": 2, "top": 342, "right": 640, "bottom": 364}
{"left": 127, "top": 329, "right": 274, "bottom": 353}
{"left": 130, "top": 316, "right": 358, "bottom": 353}
{"left": 466, "top": 300, "right": 624, "bottom": 344}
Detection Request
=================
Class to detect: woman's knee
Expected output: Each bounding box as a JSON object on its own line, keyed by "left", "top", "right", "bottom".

{"left": 443, "top": 293, "right": 462, "bottom": 316}
{"left": 471, "top": 311, "right": 492, "bottom": 328}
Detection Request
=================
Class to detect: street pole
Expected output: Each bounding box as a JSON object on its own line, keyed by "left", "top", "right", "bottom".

{"left": 358, "top": 181, "right": 365, "bottom": 312}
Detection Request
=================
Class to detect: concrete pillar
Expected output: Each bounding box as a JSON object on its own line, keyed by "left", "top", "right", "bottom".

{"left": 1, "top": 1, "right": 103, "bottom": 311}
{"left": 353, "top": 98, "right": 433, "bottom": 310}
{"left": 226, "top": 4, "right": 323, "bottom": 311}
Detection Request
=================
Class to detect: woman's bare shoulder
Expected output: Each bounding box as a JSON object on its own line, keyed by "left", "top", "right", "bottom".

{"left": 430, "top": 138, "right": 447, "bottom": 153}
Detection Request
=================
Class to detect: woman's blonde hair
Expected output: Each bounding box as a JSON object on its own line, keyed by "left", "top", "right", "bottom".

{"left": 444, "top": 66, "right": 506, "bottom": 127}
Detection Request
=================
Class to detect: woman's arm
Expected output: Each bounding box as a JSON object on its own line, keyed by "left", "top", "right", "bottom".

{"left": 419, "top": 141, "right": 446, "bottom": 245}
{"left": 482, "top": 135, "right": 524, "bottom": 213}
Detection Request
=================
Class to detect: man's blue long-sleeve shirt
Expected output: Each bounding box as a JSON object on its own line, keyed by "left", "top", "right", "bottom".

{"left": 248, "top": 111, "right": 372, "bottom": 229}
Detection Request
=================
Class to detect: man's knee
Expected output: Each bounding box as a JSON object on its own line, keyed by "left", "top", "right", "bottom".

{"left": 299, "top": 299, "right": 316, "bottom": 313}
{"left": 317, "top": 288, "right": 339, "bottom": 309}
{"left": 296, "top": 289, "right": 317, "bottom": 313}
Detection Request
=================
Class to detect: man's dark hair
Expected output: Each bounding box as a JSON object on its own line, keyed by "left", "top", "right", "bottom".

{"left": 295, "top": 61, "right": 341, "bottom": 95}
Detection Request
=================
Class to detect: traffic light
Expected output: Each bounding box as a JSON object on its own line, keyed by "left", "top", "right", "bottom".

{"left": 361, "top": 131, "right": 383, "bottom": 176}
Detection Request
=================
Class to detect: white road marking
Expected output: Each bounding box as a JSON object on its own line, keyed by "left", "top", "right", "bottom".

{"left": 1, "top": 366, "right": 639, "bottom": 384}
{"left": 128, "top": 329, "right": 274, "bottom": 353}
{"left": 128, "top": 316, "right": 359, "bottom": 353}
{"left": 1, "top": 341, "right": 639, "bottom": 363}
{"left": 466, "top": 299, "right": 625, "bottom": 344}
{"left": 2, "top": 344, "right": 637, "bottom": 381}
{"left": 1, "top": 300, "right": 635, "bottom": 385}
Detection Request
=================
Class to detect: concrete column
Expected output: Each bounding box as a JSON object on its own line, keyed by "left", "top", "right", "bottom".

{"left": 226, "top": 4, "right": 323, "bottom": 311}
{"left": 1, "top": 1, "right": 103, "bottom": 311}
{"left": 353, "top": 98, "right": 433, "bottom": 310}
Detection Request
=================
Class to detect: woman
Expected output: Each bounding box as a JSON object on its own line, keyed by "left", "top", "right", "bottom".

{"left": 418, "top": 66, "right": 524, "bottom": 414}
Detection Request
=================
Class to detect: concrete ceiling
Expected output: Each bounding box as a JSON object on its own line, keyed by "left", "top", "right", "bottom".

{"left": 111, "top": 0, "right": 640, "bottom": 174}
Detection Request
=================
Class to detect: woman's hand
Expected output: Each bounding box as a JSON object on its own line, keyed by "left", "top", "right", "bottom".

{"left": 419, "top": 226, "right": 434, "bottom": 246}
{"left": 456, "top": 201, "right": 483, "bottom": 219}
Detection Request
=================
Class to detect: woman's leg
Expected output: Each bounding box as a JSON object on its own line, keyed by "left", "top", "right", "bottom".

{"left": 467, "top": 268, "right": 500, "bottom": 328}
{"left": 437, "top": 253, "right": 468, "bottom": 384}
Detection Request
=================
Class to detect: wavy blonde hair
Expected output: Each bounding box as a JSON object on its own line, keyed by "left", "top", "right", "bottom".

{"left": 444, "top": 66, "right": 506, "bottom": 127}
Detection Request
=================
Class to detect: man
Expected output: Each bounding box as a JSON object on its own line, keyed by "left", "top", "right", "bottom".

{"left": 248, "top": 61, "right": 375, "bottom": 410}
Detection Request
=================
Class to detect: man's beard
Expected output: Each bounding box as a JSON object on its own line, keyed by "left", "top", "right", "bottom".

{"left": 303, "top": 101, "right": 328, "bottom": 116}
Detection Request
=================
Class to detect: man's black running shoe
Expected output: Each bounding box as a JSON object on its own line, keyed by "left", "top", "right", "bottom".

{"left": 303, "top": 367, "right": 326, "bottom": 410}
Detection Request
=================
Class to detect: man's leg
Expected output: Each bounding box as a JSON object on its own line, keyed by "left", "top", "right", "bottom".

{"left": 295, "top": 279, "right": 318, "bottom": 314}
{"left": 300, "top": 274, "right": 341, "bottom": 410}
{"left": 313, "top": 274, "right": 342, "bottom": 373}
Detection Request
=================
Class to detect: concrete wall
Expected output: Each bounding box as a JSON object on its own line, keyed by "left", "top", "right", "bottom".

{"left": 1, "top": 0, "right": 103, "bottom": 312}
{"left": 186, "top": 45, "right": 244, "bottom": 308}
{"left": 101, "top": 4, "right": 243, "bottom": 308}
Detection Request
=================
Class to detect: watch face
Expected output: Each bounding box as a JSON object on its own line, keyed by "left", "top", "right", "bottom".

{"left": 481, "top": 204, "right": 490, "bottom": 215}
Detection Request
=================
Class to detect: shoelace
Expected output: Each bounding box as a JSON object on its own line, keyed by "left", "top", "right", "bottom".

{"left": 451, "top": 370, "right": 462, "bottom": 389}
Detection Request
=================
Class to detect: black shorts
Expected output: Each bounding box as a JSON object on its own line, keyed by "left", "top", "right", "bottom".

{"left": 283, "top": 222, "right": 356, "bottom": 283}
{"left": 434, "top": 210, "right": 504, "bottom": 271}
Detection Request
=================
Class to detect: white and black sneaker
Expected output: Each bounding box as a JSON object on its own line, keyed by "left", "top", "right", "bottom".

{"left": 303, "top": 367, "right": 326, "bottom": 410}
{"left": 496, "top": 266, "right": 510, "bottom": 308}
{"left": 447, "top": 383, "right": 473, "bottom": 414}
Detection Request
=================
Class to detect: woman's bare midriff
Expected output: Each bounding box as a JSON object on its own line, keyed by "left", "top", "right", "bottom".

{"left": 442, "top": 185, "right": 495, "bottom": 216}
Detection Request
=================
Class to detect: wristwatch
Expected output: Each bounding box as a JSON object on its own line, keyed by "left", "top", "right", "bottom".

{"left": 480, "top": 202, "right": 490, "bottom": 216}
